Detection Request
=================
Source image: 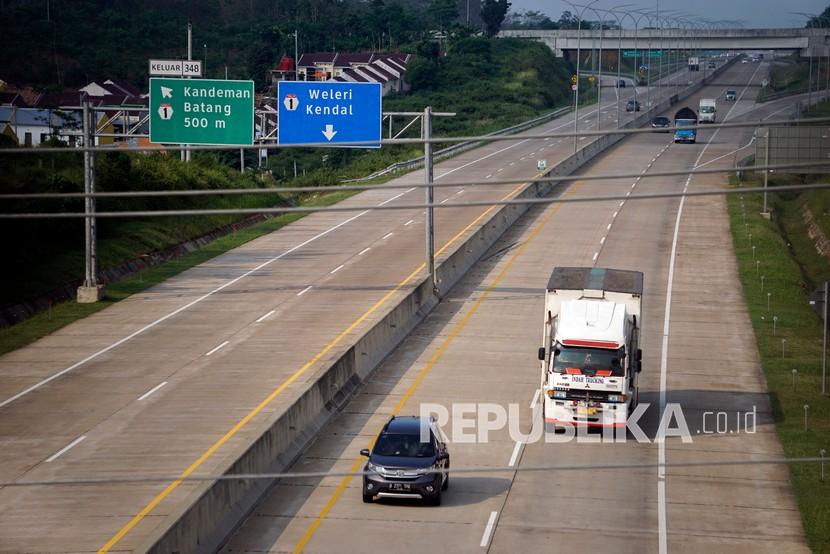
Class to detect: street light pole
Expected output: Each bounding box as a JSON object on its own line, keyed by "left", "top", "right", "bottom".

{"left": 565, "top": 0, "right": 599, "bottom": 154}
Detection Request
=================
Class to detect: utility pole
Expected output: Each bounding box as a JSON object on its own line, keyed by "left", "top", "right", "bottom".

{"left": 424, "top": 106, "right": 436, "bottom": 293}
{"left": 823, "top": 280, "right": 828, "bottom": 395}
{"left": 294, "top": 30, "right": 300, "bottom": 80}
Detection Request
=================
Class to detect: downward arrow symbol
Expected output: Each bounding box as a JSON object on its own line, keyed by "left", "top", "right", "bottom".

{"left": 322, "top": 124, "right": 337, "bottom": 141}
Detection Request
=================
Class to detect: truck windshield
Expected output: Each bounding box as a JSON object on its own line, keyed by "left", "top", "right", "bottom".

{"left": 700, "top": 106, "right": 714, "bottom": 113}
{"left": 675, "top": 119, "right": 696, "bottom": 128}
{"left": 552, "top": 345, "right": 625, "bottom": 376}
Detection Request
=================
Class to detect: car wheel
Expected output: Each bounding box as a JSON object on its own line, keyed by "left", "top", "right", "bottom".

{"left": 429, "top": 489, "right": 442, "bottom": 506}
{"left": 362, "top": 491, "right": 373, "bottom": 503}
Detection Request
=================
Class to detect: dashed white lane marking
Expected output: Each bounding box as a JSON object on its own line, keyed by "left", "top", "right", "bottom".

{"left": 205, "top": 341, "right": 229, "bottom": 356}
{"left": 330, "top": 264, "right": 344, "bottom": 274}
{"left": 579, "top": 137, "right": 586, "bottom": 141}
{"left": 297, "top": 285, "right": 312, "bottom": 296}
{"left": 404, "top": 219, "right": 414, "bottom": 226}
{"left": 255, "top": 310, "right": 275, "bottom": 323}
{"left": 619, "top": 201, "right": 625, "bottom": 207}
{"left": 509, "top": 162, "right": 515, "bottom": 166}
{"left": 138, "top": 381, "right": 168, "bottom": 401}
{"left": 486, "top": 174, "right": 493, "bottom": 179}
{"left": 600, "top": 236, "right": 606, "bottom": 244}
{"left": 46, "top": 436, "right": 86, "bottom": 463}
{"left": 592, "top": 252, "right": 599, "bottom": 262}
{"left": 607, "top": 223, "right": 612, "bottom": 230}
{"left": 529, "top": 389, "right": 540, "bottom": 409}
{"left": 440, "top": 198, "right": 450, "bottom": 204}
{"left": 457, "top": 189, "right": 465, "bottom": 195}
{"left": 358, "top": 247, "right": 371, "bottom": 256}
{"left": 508, "top": 441, "right": 523, "bottom": 467}
{"left": 497, "top": 168, "right": 505, "bottom": 173}
{"left": 631, "top": 183, "right": 637, "bottom": 189}
{"left": 480, "top": 511, "right": 499, "bottom": 548}
{"left": 382, "top": 232, "right": 394, "bottom": 240}
{"left": 626, "top": 191, "right": 631, "bottom": 197}
{"left": 613, "top": 211, "right": 618, "bottom": 218}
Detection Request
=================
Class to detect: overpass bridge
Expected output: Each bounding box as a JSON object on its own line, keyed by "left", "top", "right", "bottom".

{"left": 500, "top": 28, "right": 829, "bottom": 58}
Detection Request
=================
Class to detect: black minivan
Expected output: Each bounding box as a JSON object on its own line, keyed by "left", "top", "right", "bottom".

{"left": 361, "top": 416, "right": 450, "bottom": 505}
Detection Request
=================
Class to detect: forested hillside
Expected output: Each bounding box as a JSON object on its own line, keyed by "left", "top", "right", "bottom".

{"left": 0, "top": 0, "right": 443, "bottom": 89}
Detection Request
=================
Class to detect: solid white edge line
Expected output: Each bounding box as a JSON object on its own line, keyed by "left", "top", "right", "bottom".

{"left": 138, "top": 381, "right": 168, "bottom": 401}
{"left": 297, "top": 285, "right": 312, "bottom": 296}
{"left": 0, "top": 203, "right": 377, "bottom": 409}
{"left": 255, "top": 309, "right": 275, "bottom": 323}
{"left": 330, "top": 264, "right": 344, "bottom": 274}
{"left": 46, "top": 435, "right": 86, "bottom": 463}
{"left": 480, "top": 511, "right": 499, "bottom": 548}
{"left": 205, "top": 340, "right": 229, "bottom": 357}
{"left": 508, "top": 441, "right": 523, "bottom": 467}
{"left": 657, "top": 63, "right": 760, "bottom": 554}
{"left": 358, "top": 247, "right": 371, "bottom": 256}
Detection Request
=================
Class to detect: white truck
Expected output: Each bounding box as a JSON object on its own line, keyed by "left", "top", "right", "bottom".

{"left": 538, "top": 267, "right": 643, "bottom": 430}
{"left": 699, "top": 98, "right": 717, "bottom": 123}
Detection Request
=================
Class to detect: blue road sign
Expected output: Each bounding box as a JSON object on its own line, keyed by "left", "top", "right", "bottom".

{"left": 277, "top": 81, "right": 382, "bottom": 148}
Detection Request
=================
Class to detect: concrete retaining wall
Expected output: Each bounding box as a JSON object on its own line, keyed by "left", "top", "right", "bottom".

{"left": 138, "top": 56, "right": 740, "bottom": 554}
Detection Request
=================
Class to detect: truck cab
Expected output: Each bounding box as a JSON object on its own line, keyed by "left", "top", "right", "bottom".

{"left": 539, "top": 268, "right": 643, "bottom": 431}
{"left": 699, "top": 99, "right": 716, "bottom": 123}
{"left": 673, "top": 107, "right": 698, "bottom": 143}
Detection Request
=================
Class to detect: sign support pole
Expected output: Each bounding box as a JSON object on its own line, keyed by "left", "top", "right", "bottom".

{"left": 77, "top": 94, "right": 99, "bottom": 302}
{"left": 424, "top": 106, "right": 436, "bottom": 294}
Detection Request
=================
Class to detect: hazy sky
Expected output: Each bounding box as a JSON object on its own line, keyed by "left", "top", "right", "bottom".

{"left": 507, "top": 0, "right": 830, "bottom": 27}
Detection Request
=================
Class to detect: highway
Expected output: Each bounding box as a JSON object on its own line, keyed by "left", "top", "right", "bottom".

{"left": 219, "top": 60, "right": 809, "bottom": 553}
{"left": 0, "top": 59, "right": 806, "bottom": 553}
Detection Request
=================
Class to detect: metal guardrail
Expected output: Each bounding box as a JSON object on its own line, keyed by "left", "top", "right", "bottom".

{"left": 342, "top": 106, "right": 572, "bottom": 182}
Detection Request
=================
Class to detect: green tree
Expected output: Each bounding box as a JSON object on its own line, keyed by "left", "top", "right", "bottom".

{"left": 481, "top": 0, "right": 510, "bottom": 36}
{"left": 429, "top": 0, "right": 458, "bottom": 31}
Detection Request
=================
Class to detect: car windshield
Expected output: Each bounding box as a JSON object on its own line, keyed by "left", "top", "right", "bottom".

{"left": 551, "top": 345, "right": 625, "bottom": 376}
{"left": 727, "top": 91, "right": 736, "bottom": 96}
{"left": 653, "top": 117, "right": 669, "bottom": 124}
{"left": 373, "top": 433, "right": 435, "bottom": 458}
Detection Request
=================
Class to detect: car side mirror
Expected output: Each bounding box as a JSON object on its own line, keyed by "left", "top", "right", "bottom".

{"left": 360, "top": 448, "right": 370, "bottom": 457}
{"left": 538, "top": 347, "right": 546, "bottom": 361}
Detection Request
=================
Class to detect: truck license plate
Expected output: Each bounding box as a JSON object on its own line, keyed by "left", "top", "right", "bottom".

{"left": 577, "top": 407, "right": 597, "bottom": 416}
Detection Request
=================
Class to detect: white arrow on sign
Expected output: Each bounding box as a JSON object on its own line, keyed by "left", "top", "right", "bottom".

{"left": 161, "top": 86, "right": 173, "bottom": 98}
{"left": 322, "top": 124, "right": 337, "bottom": 141}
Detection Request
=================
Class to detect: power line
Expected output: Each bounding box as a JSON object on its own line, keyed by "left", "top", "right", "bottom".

{"left": 2, "top": 182, "right": 829, "bottom": 219}
{"left": 1, "top": 116, "right": 828, "bottom": 154}
{"left": 0, "top": 456, "right": 823, "bottom": 488}
{"left": 1, "top": 161, "right": 828, "bottom": 200}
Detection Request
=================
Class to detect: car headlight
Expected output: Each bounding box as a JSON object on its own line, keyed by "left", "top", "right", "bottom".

{"left": 367, "top": 462, "right": 384, "bottom": 473}
{"left": 416, "top": 465, "right": 437, "bottom": 476}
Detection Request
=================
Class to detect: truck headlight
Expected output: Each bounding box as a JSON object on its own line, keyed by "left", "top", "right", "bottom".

{"left": 553, "top": 390, "right": 567, "bottom": 399}
{"left": 607, "top": 394, "right": 627, "bottom": 403}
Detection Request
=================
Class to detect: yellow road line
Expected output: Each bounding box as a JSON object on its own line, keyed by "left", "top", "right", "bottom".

{"left": 293, "top": 177, "right": 581, "bottom": 553}
{"left": 97, "top": 182, "right": 529, "bottom": 553}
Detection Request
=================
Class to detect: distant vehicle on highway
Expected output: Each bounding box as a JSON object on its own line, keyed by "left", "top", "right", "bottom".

{"left": 707, "top": 61, "right": 716, "bottom": 69}
{"left": 741, "top": 58, "right": 749, "bottom": 64}
{"left": 674, "top": 107, "right": 698, "bottom": 143}
{"left": 361, "top": 416, "right": 450, "bottom": 505}
{"left": 617, "top": 79, "right": 626, "bottom": 88}
{"left": 751, "top": 57, "right": 760, "bottom": 63}
{"left": 626, "top": 99, "right": 641, "bottom": 112}
{"left": 699, "top": 99, "right": 717, "bottom": 123}
{"left": 651, "top": 116, "right": 671, "bottom": 131}
{"left": 725, "top": 89, "right": 737, "bottom": 101}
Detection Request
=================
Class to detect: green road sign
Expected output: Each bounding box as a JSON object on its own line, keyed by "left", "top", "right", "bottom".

{"left": 150, "top": 78, "right": 254, "bottom": 145}
{"left": 623, "top": 50, "right": 663, "bottom": 58}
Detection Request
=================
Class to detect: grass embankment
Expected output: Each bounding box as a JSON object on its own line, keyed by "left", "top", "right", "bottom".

{"left": 759, "top": 53, "right": 826, "bottom": 101}
{"left": 727, "top": 174, "right": 829, "bottom": 552}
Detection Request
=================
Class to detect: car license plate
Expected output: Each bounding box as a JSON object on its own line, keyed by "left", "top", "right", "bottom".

{"left": 577, "top": 407, "right": 597, "bottom": 416}
{"left": 389, "top": 483, "right": 410, "bottom": 490}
